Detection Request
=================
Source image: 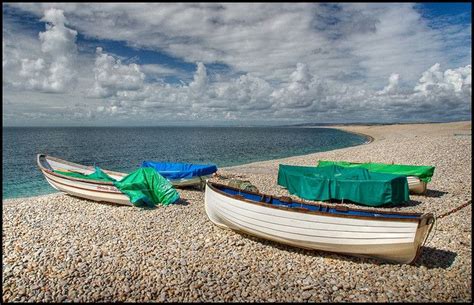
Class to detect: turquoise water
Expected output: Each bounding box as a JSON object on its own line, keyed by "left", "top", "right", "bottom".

{"left": 2, "top": 127, "right": 368, "bottom": 199}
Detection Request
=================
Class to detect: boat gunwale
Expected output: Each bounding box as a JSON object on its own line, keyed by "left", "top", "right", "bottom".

{"left": 207, "top": 181, "right": 432, "bottom": 223}
{"left": 37, "top": 154, "right": 119, "bottom": 186}
{"left": 44, "top": 154, "right": 129, "bottom": 177}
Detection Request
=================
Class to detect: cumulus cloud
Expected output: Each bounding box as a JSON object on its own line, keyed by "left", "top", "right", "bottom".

{"left": 92, "top": 61, "right": 470, "bottom": 124}
{"left": 214, "top": 74, "right": 273, "bottom": 110}
{"left": 414, "top": 63, "right": 471, "bottom": 95}
{"left": 7, "top": 3, "right": 470, "bottom": 87}
{"left": 269, "top": 63, "right": 471, "bottom": 122}
{"left": 377, "top": 73, "right": 400, "bottom": 95}
{"left": 271, "top": 63, "right": 314, "bottom": 108}
{"left": 2, "top": 3, "right": 472, "bottom": 125}
{"left": 90, "top": 47, "right": 145, "bottom": 98}
{"left": 5, "top": 8, "right": 78, "bottom": 92}
{"left": 188, "top": 62, "right": 208, "bottom": 98}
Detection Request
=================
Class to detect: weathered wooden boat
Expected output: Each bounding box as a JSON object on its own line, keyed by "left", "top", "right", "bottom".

{"left": 204, "top": 181, "right": 434, "bottom": 264}
{"left": 37, "top": 154, "right": 181, "bottom": 207}
{"left": 37, "top": 154, "right": 133, "bottom": 206}
{"left": 141, "top": 161, "right": 217, "bottom": 189}
{"left": 317, "top": 160, "right": 435, "bottom": 194}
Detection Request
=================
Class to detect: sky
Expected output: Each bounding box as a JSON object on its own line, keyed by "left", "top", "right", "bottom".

{"left": 2, "top": 2, "right": 472, "bottom": 127}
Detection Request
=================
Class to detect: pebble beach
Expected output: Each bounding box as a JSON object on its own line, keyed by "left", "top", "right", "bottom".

{"left": 2, "top": 121, "right": 472, "bottom": 302}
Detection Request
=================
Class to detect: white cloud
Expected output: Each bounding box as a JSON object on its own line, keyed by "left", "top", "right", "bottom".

{"left": 39, "top": 8, "right": 77, "bottom": 56}
{"left": 188, "top": 62, "right": 208, "bottom": 97}
{"left": 414, "top": 63, "right": 471, "bottom": 96}
{"left": 271, "top": 63, "right": 314, "bottom": 108}
{"left": 93, "top": 61, "right": 471, "bottom": 124}
{"left": 10, "top": 2, "right": 468, "bottom": 86}
{"left": 2, "top": 3, "right": 472, "bottom": 126}
{"left": 89, "top": 47, "right": 145, "bottom": 98}
{"left": 212, "top": 74, "right": 273, "bottom": 111}
{"left": 3, "top": 8, "right": 78, "bottom": 93}
{"left": 377, "top": 73, "right": 400, "bottom": 95}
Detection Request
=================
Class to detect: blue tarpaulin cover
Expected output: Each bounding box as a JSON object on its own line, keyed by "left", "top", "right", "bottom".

{"left": 141, "top": 161, "right": 218, "bottom": 180}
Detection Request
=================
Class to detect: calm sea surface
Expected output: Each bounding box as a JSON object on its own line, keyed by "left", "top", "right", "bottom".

{"left": 2, "top": 127, "right": 367, "bottom": 199}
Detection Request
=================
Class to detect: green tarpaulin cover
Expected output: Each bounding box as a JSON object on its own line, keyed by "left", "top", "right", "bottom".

{"left": 114, "top": 168, "right": 180, "bottom": 207}
{"left": 278, "top": 164, "right": 410, "bottom": 206}
{"left": 55, "top": 167, "right": 179, "bottom": 207}
{"left": 317, "top": 160, "right": 435, "bottom": 182}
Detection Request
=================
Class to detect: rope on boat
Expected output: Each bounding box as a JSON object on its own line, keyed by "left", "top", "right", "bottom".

{"left": 424, "top": 200, "right": 471, "bottom": 246}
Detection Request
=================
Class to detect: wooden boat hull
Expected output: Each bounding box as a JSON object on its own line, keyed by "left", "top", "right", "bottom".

{"left": 37, "top": 154, "right": 134, "bottom": 206}
{"left": 407, "top": 176, "right": 427, "bottom": 194}
{"left": 204, "top": 181, "right": 434, "bottom": 264}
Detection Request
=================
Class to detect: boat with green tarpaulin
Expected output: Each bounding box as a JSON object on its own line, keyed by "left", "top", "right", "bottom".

{"left": 278, "top": 164, "right": 410, "bottom": 207}
{"left": 317, "top": 160, "right": 435, "bottom": 194}
{"left": 37, "top": 154, "right": 180, "bottom": 207}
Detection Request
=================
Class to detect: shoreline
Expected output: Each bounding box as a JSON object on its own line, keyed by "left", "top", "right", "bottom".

{"left": 2, "top": 126, "right": 376, "bottom": 203}
{"left": 334, "top": 129, "right": 375, "bottom": 144}
{"left": 3, "top": 120, "right": 472, "bottom": 302}
{"left": 2, "top": 121, "right": 468, "bottom": 202}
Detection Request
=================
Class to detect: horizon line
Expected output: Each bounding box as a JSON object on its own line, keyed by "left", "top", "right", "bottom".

{"left": 2, "top": 119, "right": 470, "bottom": 128}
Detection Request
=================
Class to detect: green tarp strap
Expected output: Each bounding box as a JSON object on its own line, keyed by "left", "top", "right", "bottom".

{"left": 54, "top": 167, "right": 179, "bottom": 207}
{"left": 278, "top": 164, "right": 410, "bottom": 207}
{"left": 317, "top": 160, "right": 435, "bottom": 182}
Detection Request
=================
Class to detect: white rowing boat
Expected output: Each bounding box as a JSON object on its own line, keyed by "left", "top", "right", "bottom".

{"left": 204, "top": 181, "right": 434, "bottom": 264}
{"left": 37, "top": 154, "right": 133, "bottom": 206}
{"left": 37, "top": 154, "right": 210, "bottom": 196}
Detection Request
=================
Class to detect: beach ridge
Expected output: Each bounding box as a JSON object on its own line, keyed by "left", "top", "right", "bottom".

{"left": 2, "top": 121, "right": 472, "bottom": 302}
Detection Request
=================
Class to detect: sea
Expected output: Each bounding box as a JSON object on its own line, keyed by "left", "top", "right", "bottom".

{"left": 2, "top": 126, "right": 368, "bottom": 199}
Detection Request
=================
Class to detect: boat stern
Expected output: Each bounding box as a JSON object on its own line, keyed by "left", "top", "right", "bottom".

{"left": 410, "top": 213, "right": 436, "bottom": 264}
